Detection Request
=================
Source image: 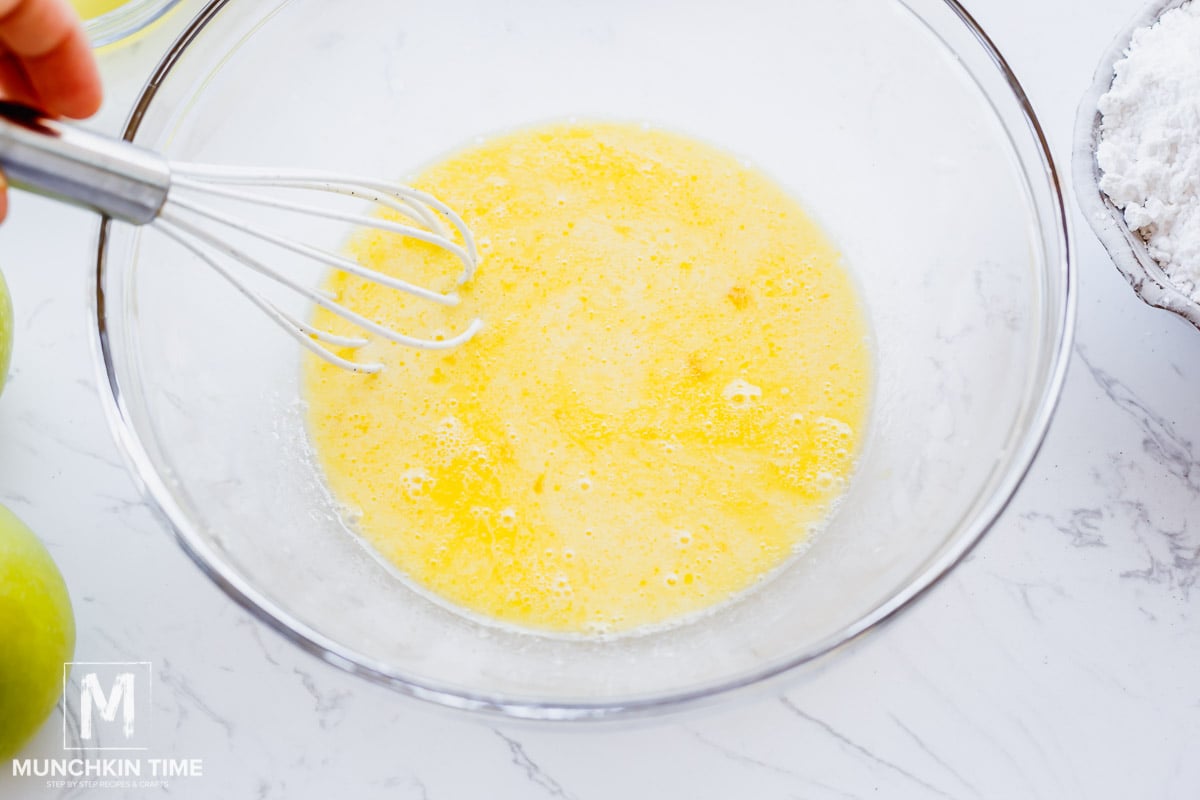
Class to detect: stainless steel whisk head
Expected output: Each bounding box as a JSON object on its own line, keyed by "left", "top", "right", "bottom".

{"left": 0, "top": 103, "right": 483, "bottom": 374}
{"left": 160, "top": 165, "right": 484, "bottom": 373}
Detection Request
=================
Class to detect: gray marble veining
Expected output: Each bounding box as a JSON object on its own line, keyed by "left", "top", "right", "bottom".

{"left": 3, "top": 0, "right": 1200, "bottom": 798}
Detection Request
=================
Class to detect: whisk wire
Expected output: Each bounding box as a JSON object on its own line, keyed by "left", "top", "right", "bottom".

{"left": 169, "top": 177, "right": 477, "bottom": 282}
{"left": 169, "top": 164, "right": 480, "bottom": 281}
{"left": 159, "top": 209, "right": 485, "bottom": 358}
{"left": 167, "top": 195, "right": 462, "bottom": 306}
{"left": 157, "top": 219, "right": 383, "bottom": 374}
{"left": 172, "top": 170, "right": 449, "bottom": 238}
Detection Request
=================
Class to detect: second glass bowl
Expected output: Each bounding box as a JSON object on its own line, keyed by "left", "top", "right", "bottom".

{"left": 1074, "top": 0, "right": 1200, "bottom": 330}
{"left": 78, "top": 0, "right": 183, "bottom": 47}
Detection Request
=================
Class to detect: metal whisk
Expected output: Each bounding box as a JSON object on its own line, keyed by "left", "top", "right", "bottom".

{"left": 0, "top": 102, "right": 483, "bottom": 374}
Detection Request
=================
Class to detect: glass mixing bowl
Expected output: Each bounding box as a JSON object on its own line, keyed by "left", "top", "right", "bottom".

{"left": 94, "top": 0, "right": 1073, "bottom": 719}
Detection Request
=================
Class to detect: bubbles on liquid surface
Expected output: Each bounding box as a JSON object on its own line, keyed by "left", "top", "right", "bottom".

{"left": 399, "top": 468, "right": 432, "bottom": 499}
{"left": 722, "top": 378, "right": 763, "bottom": 407}
{"left": 550, "top": 573, "right": 573, "bottom": 597}
{"left": 306, "top": 122, "right": 872, "bottom": 635}
{"left": 812, "top": 471, "right": 844, "bottom": 493}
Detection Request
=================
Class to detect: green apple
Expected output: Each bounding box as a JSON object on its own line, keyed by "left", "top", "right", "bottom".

{"left": 0, "top": 268, "right": 11, "bottom": 394}
{"left": 0, "top": 504, "right": 74, "bottom": 758}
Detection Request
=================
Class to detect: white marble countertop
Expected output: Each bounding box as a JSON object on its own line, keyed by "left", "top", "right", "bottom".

{"left": 2, "top": 0, "right": 1197, "bottom": 797}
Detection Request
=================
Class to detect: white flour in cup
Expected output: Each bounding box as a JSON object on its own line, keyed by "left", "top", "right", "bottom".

{"left": 1097, "top": 1, "right": 1200, "bottom": 300}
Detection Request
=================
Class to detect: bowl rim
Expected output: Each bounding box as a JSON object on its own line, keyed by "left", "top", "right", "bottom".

{"left": 1072, "top": 0, "right": 1200, "bottom": 330}
{"left": 84, "top": 0, "right": 184, "bottom": 48}
{"left": 92, "top": 0, "right": 1076, "bottom": 721}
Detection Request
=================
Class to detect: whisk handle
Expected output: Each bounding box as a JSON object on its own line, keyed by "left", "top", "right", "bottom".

{"left": 0, "top": 102, "right": 169, "bottom": 225}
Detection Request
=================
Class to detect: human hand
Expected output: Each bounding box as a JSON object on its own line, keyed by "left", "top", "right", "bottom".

{"left": 0, "top": 0, "right": 102, "bottom": 220}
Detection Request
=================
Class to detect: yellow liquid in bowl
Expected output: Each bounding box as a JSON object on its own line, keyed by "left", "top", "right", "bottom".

{"left": 70, "top": 0, "right": 127, "bottom": 20}
{"left": 304, "top": 122, "right": 872, "bottom": 634}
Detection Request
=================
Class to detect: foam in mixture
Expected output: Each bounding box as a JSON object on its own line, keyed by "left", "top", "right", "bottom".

{"left": 304, "top": 122, "right": 872, "bottom": 634}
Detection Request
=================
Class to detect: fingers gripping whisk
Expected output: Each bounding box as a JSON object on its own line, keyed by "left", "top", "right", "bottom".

{"left": 155, "top": 165, "right": 484, "bottom": 374}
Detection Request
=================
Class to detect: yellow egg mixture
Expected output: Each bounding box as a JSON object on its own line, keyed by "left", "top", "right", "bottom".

{"left": 304, "top": 122, "right": 871, "bottom": 635}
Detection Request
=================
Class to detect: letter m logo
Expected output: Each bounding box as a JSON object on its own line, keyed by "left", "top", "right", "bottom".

{"left": 63, "top": 662, "right": 152, "bottom": 750}
{"left": 80, "top": 672, "right": 135, "bottom": 740}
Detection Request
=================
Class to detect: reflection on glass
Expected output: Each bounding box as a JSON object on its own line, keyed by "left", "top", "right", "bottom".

{"left": 72, "top": 0, "right": 182, "bottom": 47}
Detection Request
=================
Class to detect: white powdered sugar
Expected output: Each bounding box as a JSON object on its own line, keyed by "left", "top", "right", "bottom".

{"left": 1097, "top": 1, "right": 1200, "bottom": 299}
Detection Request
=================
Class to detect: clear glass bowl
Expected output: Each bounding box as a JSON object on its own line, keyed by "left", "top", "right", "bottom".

{"left": 1073, "top": 0, "right": 1200, "bottom": 330}
{"left": 81, "top": 0, "right": 183, "bottom": 47}
{"left": 94, "top": 0, "right": 1073, "bottom": 720}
